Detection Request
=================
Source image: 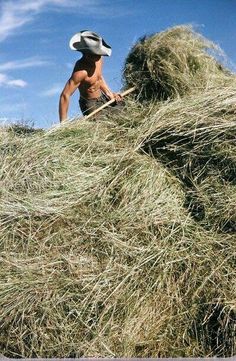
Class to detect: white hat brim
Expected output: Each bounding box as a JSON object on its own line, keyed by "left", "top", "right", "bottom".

{"left": 69, "top": 33, "right": 81, "bottom": 50}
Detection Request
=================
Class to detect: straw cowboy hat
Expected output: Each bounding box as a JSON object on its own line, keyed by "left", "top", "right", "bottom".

{"left": 69, "top": 30, "right": 112, "bottom": 56}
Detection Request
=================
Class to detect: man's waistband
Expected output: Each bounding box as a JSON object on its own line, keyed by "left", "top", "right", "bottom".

{"left": 79, "top": 93, "right": 109, "bottom": 102}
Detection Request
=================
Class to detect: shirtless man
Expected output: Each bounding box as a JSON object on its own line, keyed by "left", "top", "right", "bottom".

{"left": 59, "top": 30, "right": 122, "bottom": 122}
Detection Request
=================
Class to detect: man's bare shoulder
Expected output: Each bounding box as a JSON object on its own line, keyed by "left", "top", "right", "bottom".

{"left": 71, "top": 60, "right": 87, "bottom": 82}
{"left": 73, "top": 59, "right": 87, "bottom": 73}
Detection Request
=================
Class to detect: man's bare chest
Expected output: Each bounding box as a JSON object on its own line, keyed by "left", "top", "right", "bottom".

{"left": 84, "top": 72, "right": 101, "bottom": 85}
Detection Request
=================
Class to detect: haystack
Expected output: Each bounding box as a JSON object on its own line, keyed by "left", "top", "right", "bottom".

{"left": 138, "top": 85, "right": 236, "bottom": 232}
{"left": 0, "top": 25, "right": 236, "bottom": 358}
{"left": 124, "top": 25, "right": 232, "bottom": 101}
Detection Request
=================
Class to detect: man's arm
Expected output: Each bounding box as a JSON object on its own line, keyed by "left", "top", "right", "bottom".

{"left": 100, "top": 76, "right": 122, "bottom": 102}
{"left": 59, "top": 70, "right": 86, "bottom": 122}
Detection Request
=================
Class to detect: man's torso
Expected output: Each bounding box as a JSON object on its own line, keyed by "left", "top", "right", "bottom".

{"left": 73, "top": 58, "right": 103, "bottom": 100}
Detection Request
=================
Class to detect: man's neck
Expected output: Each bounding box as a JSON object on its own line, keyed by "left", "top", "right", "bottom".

{"left": 82, "top": 54, "right": 102, "bottom": 65}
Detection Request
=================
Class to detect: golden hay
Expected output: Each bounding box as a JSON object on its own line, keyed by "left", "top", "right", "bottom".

{"left": 0, "top": 25, "right": 236, "bottom": 357}
{"left": 124, "top": 25, "right": 232, "bottom": 101}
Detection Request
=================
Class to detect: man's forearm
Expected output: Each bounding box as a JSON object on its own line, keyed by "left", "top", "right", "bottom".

{"left": 100, "top": 77, "right": 122, "bottom": 103}
{"left": 59, "top": 94, "right": 69, "bottom": 122}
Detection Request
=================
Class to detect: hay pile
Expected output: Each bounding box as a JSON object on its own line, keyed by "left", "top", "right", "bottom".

{"left": 138, "top": 85, "right": 236, "bottom": 232}
{"left": 124, "top": 25, "right": 232, "bottom": 101}
{"left": 0, "top": 25, "right": 236, "bottom": 358}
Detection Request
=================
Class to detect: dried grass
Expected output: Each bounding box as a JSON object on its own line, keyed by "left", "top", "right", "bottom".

{"left": 124, "top": 25, "right": 233, "bottom": 101}
{"left": 0, "top": 25, "right": 236, "bottom": 357}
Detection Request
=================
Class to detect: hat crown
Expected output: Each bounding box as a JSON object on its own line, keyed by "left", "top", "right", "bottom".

{"left": 69, "top": 30, "right": 112, "bottom": 56}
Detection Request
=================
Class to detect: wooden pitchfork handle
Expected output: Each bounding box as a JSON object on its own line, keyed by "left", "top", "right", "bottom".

{"left": 85, "top": 86, "right": 136, "bottom": 120}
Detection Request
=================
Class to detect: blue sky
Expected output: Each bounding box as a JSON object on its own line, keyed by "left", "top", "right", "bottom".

{"left": 0, "top": 0, "right": 236, "bottom": 128}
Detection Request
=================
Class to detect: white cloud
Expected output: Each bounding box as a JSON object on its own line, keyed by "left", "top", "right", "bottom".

{"left": 0, "top": 1, "right": 129, "bottom": 42}
{"left": 7, "top": 79, "right": 27, "bottom": 88}
{"left": 0, "top": 72, "right": 27, "bottom": 88}
{"left": 0, "top": 0, "right": 99, "bottom": 42}
{"left": 0, "top": 0, "right": 68, "bottom": 41}
{"left": 41, "top": 84, "right": 62, "bottom": 97}
{"left": 0, "top": 57, "right": 50, "bottom": 72}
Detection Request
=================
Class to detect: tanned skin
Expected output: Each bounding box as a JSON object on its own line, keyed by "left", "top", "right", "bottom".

{"left": 59, "top": 54, "right": 121, "bottom": 122}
